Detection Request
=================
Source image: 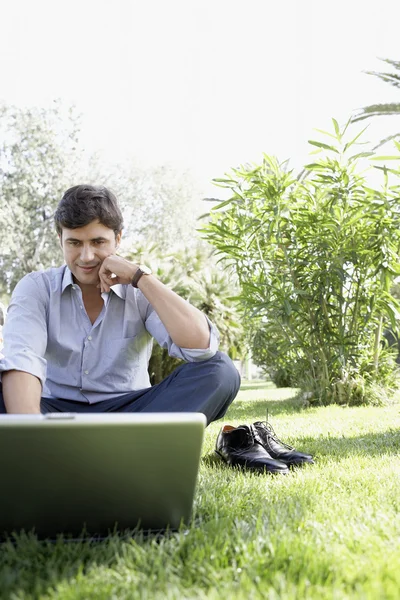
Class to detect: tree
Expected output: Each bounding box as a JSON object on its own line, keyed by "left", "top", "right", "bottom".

{"left": 203, "top": 119, "right": 400, "bottom": 405}
{"left": 79, "top": 156, "right": 206, "bottom": 255}
{"left": 0, "top": 101, "right": 81, "bottom": 295}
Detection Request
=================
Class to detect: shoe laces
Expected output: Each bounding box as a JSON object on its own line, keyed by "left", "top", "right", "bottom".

{"left": 237, "top": 425, "right": 265, "bottom": 450}
{"left": 256, "top": 411, "right": 294, "bottom": 451}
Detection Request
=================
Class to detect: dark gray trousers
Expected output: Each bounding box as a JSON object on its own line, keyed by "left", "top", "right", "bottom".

{"left": 0, "top": 352, "right": 240, "bottom": 425}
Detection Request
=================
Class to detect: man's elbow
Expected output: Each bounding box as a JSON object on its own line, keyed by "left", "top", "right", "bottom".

{"left": 2, "top": 370, "right": 42, "bottom": 414}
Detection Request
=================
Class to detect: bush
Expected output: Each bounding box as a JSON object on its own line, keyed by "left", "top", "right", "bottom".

{"left": 203, "top": 119, "right": 400, "bottom": 405}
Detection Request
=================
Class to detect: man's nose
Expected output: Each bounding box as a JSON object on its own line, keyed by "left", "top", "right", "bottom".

{"left": 80, "top": 245, "right": 95, "bottom": 262}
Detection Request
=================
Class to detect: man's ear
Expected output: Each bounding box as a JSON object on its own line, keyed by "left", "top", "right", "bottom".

{"left": 58, "top": 233, "right": 63, "bottom": 247}
{"left": 115, "top": 231, "right": 122, "bottom": 248}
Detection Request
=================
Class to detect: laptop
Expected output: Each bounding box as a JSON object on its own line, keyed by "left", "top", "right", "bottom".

{"left": 0, "top": 412, "right": 206, "bottom": 540}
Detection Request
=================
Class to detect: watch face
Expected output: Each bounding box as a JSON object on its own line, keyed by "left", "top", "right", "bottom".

{"left": 139, "top": 264, "right": 152, "bottom": 275}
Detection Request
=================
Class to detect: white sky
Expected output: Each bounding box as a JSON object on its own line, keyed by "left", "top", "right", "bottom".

{"left": 1, "top": 0, "right": 400, "bottom": 194}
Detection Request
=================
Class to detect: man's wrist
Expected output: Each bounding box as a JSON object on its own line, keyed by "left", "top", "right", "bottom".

{"left": 131, "top": 264, "right": 152, "bottom": 288}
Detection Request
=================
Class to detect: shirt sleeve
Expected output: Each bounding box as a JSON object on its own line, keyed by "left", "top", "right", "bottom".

{"left": 139, "top": 294, "right": 220, "bottom": 362}
{"left": 0, "top": 274, "right": 48, "bottom": 386}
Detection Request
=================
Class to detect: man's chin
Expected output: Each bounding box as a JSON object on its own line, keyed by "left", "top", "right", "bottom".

{"left": 72, "top": 267, "right": 100, "bottom": 286}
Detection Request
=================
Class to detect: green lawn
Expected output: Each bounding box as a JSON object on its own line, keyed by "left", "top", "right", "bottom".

{"left": 1, "top": 383, "right": 400, "bottom": 600}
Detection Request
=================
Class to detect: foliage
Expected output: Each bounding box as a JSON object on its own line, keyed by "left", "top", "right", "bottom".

{"left": 251, "top": 326, "right": 296, "bottom": 387}
{"left": 81, "top": 157, "right": 205, "bottom": 254}
{"left": 203, "top": 119, "right": 400, "bottom": 405}
{"left": 354, "top": 58, "right": 400, "bottom": 121}
{"left": 0, "top": 101, "right": 81, "bottom": 294}
{"left": 353, "top": 57, "right": 400, "bottom": 148}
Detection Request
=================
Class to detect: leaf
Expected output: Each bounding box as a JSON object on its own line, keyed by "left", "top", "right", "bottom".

{"left": 313, "top": 128, "right": 338, "bottom": 139}
{"left": 371, "top": 155, "right": 400, "bottom": 161}
{"left": 348, "top": 151, "right": 375, "bottom": 163}
{"left": 213, "top": 198, "right": 236, "bottom": 210}
{"left": 308, "top": 140, "right": 340, "bottom": 153}
{"left": 373, "top": 166, "right": 399, "bottom": 175}
{"left": 303, "top": 163, "right": 326, "bottom": 170}
{"left": 342, "top": 117, "right": 352, "bottom": 137}
{"left": 212, "top": 178, "right": 238, "bottom": 184}
{"left": 332, "top": 118, "right": 340, "bottom": 137}
{"left": 343, "top": 126, "right": 369, "bottom": 152}
{"left": 309, "top": 148, "right": 323, "bottom": 155}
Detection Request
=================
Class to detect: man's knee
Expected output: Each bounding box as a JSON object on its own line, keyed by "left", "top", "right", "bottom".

{"left": 199, "top": 351, "right": 241, "bottom": 398}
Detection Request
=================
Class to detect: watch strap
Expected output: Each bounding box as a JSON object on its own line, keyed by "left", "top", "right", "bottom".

{"left": 131, "top": 267, "right": 145, "bottom": 288}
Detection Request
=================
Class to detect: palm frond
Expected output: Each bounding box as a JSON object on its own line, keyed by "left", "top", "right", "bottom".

{"left": 355, "top": 58, "right": 400, "bottom": 122}
{"left": 376, "top": 58, "right": 400, "bottom": 70}
{"left": 372, "top": 133, "right": 400, "bottom": 150}
{"left": 364, "top": 71, "right": 400, "bottom": 90}
{"left": 352, "top": 103, "right": 400, "bottom": 122}
{"left": 365, "top": 58, "right": 400, "bottom": 89}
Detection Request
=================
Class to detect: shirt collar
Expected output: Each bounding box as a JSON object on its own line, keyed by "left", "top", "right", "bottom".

{"left": 109, "top": 284, "right": 126, "bottom": 299}
{"left": 61, "top": 266, "right": 74, "bottom": 292}
{"left": 61, "top": 266, "right": 127, "bottom": 299}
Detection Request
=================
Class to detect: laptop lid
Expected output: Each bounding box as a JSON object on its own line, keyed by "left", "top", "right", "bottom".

{"left": 0, "top": 412, "right": 206, "bottom": 539}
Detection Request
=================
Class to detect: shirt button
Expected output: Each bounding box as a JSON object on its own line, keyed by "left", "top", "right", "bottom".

{"left": 88, "top": 336, "right": 92, "bottom": 341}
{"left": 80, "top": 306, "right": 83, "bottom": 309}
{"left": 84, "top": 370, "right": 89, "bottom": 375}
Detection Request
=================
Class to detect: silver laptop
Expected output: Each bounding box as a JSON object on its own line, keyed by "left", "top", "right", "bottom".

{"left": 0, "top": 412, "right": 206, "bottom": 539}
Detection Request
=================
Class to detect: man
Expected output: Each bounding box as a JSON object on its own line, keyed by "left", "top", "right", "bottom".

{"left": 0, "top": 185, "right": 240, "bottom": 422}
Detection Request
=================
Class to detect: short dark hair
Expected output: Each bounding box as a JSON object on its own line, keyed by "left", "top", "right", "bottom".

{"left": 54, "top": 185, "right": 124, "bottom": 237}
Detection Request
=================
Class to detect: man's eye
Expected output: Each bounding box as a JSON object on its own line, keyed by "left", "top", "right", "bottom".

{"left": 94, "top": 240, "right": 105, "bottom": 245}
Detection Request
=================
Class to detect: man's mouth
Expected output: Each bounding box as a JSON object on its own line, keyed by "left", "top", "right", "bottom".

{"left": 77, "top": 265, "right": 99, "bottom": 272}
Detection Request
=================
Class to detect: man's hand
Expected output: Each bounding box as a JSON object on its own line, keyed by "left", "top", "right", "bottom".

{"left": 98, "top": 255, "right": 138, "bottom": 293}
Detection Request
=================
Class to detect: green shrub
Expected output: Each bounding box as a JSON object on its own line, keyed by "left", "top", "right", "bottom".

{"left": 203, "top": 119, "right": 400, "bottom": 405}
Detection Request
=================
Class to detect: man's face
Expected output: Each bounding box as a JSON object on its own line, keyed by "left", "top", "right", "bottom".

{"left": 60, "top": 220, "right": 122, "bottom": 288}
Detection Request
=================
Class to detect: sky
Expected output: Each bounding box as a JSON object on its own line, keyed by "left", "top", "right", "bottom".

{"left": 1, "top": 0, "right": 400, "bottom": 196}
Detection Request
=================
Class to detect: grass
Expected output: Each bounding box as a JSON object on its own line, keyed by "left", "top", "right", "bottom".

{"left": 1, "top": 382, "right": 400, "bottom": 600}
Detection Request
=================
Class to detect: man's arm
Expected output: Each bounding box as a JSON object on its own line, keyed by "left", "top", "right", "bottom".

{"left": 98, "top": 255, "right": 210, "bottom": 349}
{"left": 0, "top": 274, "right": 48, "bottom": 413}
{"left": 2, "top": 370, "right": 41, "bottom": 414}
{"left": 136, "top": 274, "right": 210, "bottom": 349}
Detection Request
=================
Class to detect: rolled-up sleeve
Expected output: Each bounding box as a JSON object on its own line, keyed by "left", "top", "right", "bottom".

{"left": 0, "top": 275, "right": 48, "bottom": 386}
{"left": 145, "top": 308, "right": 220, "bottom": 362}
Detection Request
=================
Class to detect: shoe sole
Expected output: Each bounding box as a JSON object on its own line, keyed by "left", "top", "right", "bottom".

{"left": 214, "top": 450, "right": 289, "bottom": 474}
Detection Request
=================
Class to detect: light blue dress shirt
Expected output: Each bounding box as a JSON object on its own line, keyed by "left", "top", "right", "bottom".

{"left": 0, "top": 266, "right": 219, "bottom": 403}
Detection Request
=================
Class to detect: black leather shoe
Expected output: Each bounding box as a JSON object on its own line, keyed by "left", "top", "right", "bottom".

{"left": 253, "top": 421, "right": 314, "bottom": 467}
{"left": 215, "top": 424, "right": 289, "bottom": 474}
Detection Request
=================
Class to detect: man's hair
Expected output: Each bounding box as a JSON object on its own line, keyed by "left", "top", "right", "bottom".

{"left": 54, "top": 185, "right": 124, "bottom": 237}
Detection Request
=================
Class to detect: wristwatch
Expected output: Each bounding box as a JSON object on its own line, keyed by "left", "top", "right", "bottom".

{"left": 131, "top": 264, "right": 152, "bottom": 288}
